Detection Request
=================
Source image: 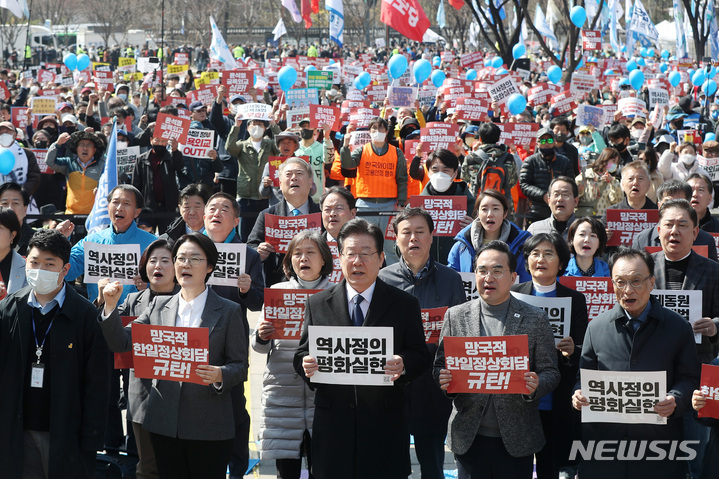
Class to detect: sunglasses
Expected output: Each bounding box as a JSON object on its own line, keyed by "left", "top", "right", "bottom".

{"left": 538, "top": 138, "right": 555, "bottom": 145}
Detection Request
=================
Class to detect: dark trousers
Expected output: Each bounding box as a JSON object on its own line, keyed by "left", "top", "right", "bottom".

{"left": 228, "top": 384, "right": 251, "bottom": 478}
{"left": 276, "top": 430, "right": 313, "bottom": 479}
{"left": 456, "top": 435, "right": 533, "bottom": 479}
{"left": 535, "top": 410, "right": 556, "bottom": 479}
{"left": 238, "top": 198, "right": 268, "bottom": 243}
{"left": 413, "top": 433, "right": 446, "bottom": 479}
{"left": 150, "top": 433, "right": 231, "bottom": 479}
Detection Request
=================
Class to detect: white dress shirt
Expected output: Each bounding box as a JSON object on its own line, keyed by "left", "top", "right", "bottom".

{"left": 345, "top": 281, "right": 377, "bottom": 323}
{"left": 176, "top": 287, "right": 209, "bottom": 328}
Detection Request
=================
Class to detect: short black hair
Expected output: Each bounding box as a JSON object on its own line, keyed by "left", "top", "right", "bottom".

{"left": 0, "top": 182, "right": 29, "bottom": 206}
{"left": 656, "top": 179, "right": 692, "bottom": 202}
{"left": 549, "top": 116, "right": 571, "bottom": 131}
{"left": 172, "top": 233, "right": 218, "bottom": 282}
{"left": 548, "top": 176, "right": 579, "bottom": 198}
{"left": 28, "top": 228, "right": 71, "bottom": 264}
{"left": 522, "top": 233, "right": 571, "bottom": 276}
{"left": 320, "top": 186, "right": 356, "bottom": 210}
{"left": 108, "top": 184, "right": 144, "bottom": 209}
{"left": 282, "top": 230, "right": 334, "bottom": 279}
{"left": 608, "top": 123, "right": 630, "bottom": 141}
{"left": 659, "top": 198, "right": 698, "bottom": 227}
{"left": 474, "top": 240, "right": 517, "bottom": 272}
{"left": 138, "top": 239, "right": 175, "bottom": 283}
{"left": 567, "top": 217, "right": 607, "bottom": 257}
{"left": 337, "top": 218, "right": 383, "bottom": 255}
{"left": 179, "top": 183, "right": 213, "bottom": 205}
{"left": 368, "top": 116, "right": 389, "bottom": 131}
{"left": 425, "top": 148, "right": 459, "bottom": 171}
{"left": 0, "top": 206, "right": 20, "bottom": 247}
{"left": 478, "top": 121, "right": 501, "bottom": 144}
{"left": 686, "top": 173, "right": 713, "bottom": 192}
{"left": 206, "top": 192, "right": 240, "bottom": 218}
{"left": 392, "top": 206, "right": 434, "bottom": 234}
{"left": 609, "top": 246, "right": 654, "bottom": 277}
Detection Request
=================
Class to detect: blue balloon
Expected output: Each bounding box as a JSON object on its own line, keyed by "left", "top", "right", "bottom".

{"left": 688, "top": 68, "right": 695, "bottom": 77}
{"left": 636, "top": 58, "right": 645, "bottom": 67}
{"left": 355, "top": 71, "right": 371, "bottom": 90}
{"left": 619, "top": 77, "right": 630, "bottom": 87}
{"left": 626, "top": 60, "right": 637, "bottom": 71}
{"left": 496, "top": 68, "right": 508, "bottom": 75}
{"left": 570, "top": 5, "right": 586, "bottom": 28}
{"left": 668, "top": 71, "right": 681, "bottom": 87}
{"left": 63, "top": 53, "right": 77, "bottom": 71}
{"left": 704, "top": 80, "right": 717, "bottom": 96}
{"left": 433, "top": 56, "right": 441, "bottom": 67}
{"left": 629, "top": 69, "right": 645, "bottom": 90}
{"left": 660, "top": 63, "right": 668, "bottom": 73}
{"left": 353, "top": 76, "right": 365, "bottom": 91}
{"left": 621, "top": 45, "right": 627, "bottom": 52}
{"left": 512, "top": 44, "right": 526, "bottom": 59}
{"left": 575, "top": 58, "right": 584, "bottom": 71}
{"left": 431, "top": 69, "right": 446, "bottom": 88}
{"left": 547, "top": 65, "right": 562, "bottom": 84}
{"left": 661, "top": 49, "right": 670, "bottom": 59}
{"left": 692, "top": 69, "right": 707, "bottom": 86}
{"left": 491, "top": 56, "right": 503, "bottom": 68}
{"left": 640, "top": 47, "right": 648, "bottom": 57}
{"left": 710, "top": 66, "right": 717, "bottom": 79}
{"left": 606, "top": 69, "right": 615, "bottom": 76}
{"left": 507, "top": 93, "right": 527, "bottom": 116}
{"left": 412, "top": 59, "right": 432, "bottom": 84}
{"left": 329, "top": 59, "right": 335, "bottom": 64}
{"left": 304, "top": 65, "right": 317, "bottom": 72}
{"left": 0, "top": 148, "right": 14, "bottom": 175}
{"left": 483, "top": 57, "right": 492, "bottom": 67}
{"left": 388, "top": 54, "right": 408, "bottom": 79}
{"left": 76, "top": 53, "right": 90, "bottom": 71}
{"left": 648, "top": 48, "right": 655, "bottom": 57}
{"left": 466, "top": 69, "right": 477, "bottom": 81}
{"left": 278, "top": 66, "right": 298, "bottom": 91}
{"left": 706, "top": 133, "right": 717, "bottom": 143}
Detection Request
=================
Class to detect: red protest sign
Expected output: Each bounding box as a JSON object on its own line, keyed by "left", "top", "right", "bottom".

{"left": 460, "top": 52, "right": 483, "bottom": 67}
{"left": 11, "top": 107, "right": 29, "bottom": 129}
{"left": 187, "top": 85, "right": 218, "bottom": 107}
{"left": 131, "top": 323, "right": 209, "bottom": 385}
{"left": 582, "top": 30, "right": 602, "bottom": 50}
{"left": 264, "top": 288, "right": 322, "bottom": 340}
{"left": 174, "top": 52, "right": 189, "bottom": 65}
{"left": 442, "top": 85, "right": 472, "bottom": 108}
{"left": 37, "top": 69, "right": 56, "bottom": 83}
{"left": 710, "top": 233, "right": 719, "bottom": 249}
{"left": 114, "top": 316, "right": 137, "bottom": 369}
{"left": 327, "top": 241, "right": 343, "bottom": 284}
{"left": 422, "top": 307, "right": 447, "bottom": 344}
{"left": 605, "top": 209, "right": 659, "bottom": 246}
{"left": 309, "top": 104, "right": 341, "bottom": 131}
{"left": 409, "top": 195, "right": 467, "bottom": 236}
{"left": 0, "top": 81, "right": 9, "bottom": 103}
{"left": 699, "top": 364, "right": 719, "bottom": 419}
{"left": 498, "top": 122, "right": 539, "bottom": 151}
{"left": 559, "top": 277, "right": 614, "bottom": 321}
{"left": 268, "top": 156, "right": 310, "bottom": 187}
{"left": 153, "top": 113, "right": 191, "bottom": 144}
{"left": 265, "top": 213, "right": 322, "bottom": 253}
{"left": 419, "top": 122, "right": 460, "bottom": 150}
{"left": 365, "top": 84, "right": 388, "bottom": 103}
{"left": 551, "top": 91, "right": 578, "bottom": 116}
{"left": 32, "top": 149, "right": 50, "bottom": 174}
{"left": 221, "top": 70, "right": 253, "bottom": 95}
{"left": 527, "top": 82, "right": 561, "bottom": 106}
{"left": 444, "top": 335, "right": 530, "bottom": 394}
{"left": 385, "top": 215, "right": 397, "bottom": 240}
{"left": 93, "top": 70, "right": 114, "bottom": 92}
{"left": 349, "top": 107, "right": 379, "bottom": 128}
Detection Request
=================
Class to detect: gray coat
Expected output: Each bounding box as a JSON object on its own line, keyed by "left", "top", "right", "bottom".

{"left": 527, "top": 213, "right": 576, "bottom": 242}
{"left": 251, "top": 277, "right": 329, "bottom": 460}
{"left": 100, "top": 287, "right": 248, "bottom": 440}
{"left": 433, "top": 296, "right": 560, "bottom": 457}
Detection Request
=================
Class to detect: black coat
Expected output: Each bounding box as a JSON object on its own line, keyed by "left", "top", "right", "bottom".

{"left": 0, "top": 285, "right": 110, "bottom": 478}
{"left": 131, "top": 148, "right": 183, "bottom": 211}
{"left": 293, "top": 279, "right": 431, "bottom": 479}
{"left": 519, "top": 151, "right": 574, "bottom": 221}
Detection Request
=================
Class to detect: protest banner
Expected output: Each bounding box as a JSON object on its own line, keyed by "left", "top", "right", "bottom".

{"left": 605, "top": 209, "right": 659, "bottom": 246}
{"left": 550, "top": 91, "right": 578, "bottom": 116}
{"left": 364, "top": 84, "right": 386, "bottom": 103}
{"left": 459, "top": 272, "right": 479, "bottom": 301}
{"left": 570, "top": 73, "right": 598, "bottom": 97}
{"left": 582, "top": 30, "right": 602, "bottom": 50}
{"left": 349, "top": 107, "right": 380, "bottom": 128}
{"left": 510, "top": 293, "right": 572, "bottom": 344}
{"left": 617, "top": 97, "right": 647, "bottom": 117}
{"left": 648, "top": 88, "right": 670, "bottom": 109}
{"left": 286, "top": 88, "right": 320, "bottom": 108}
{"left": 167, "top": 64, "right": 189, "bottom": 78}
{"left": 699, "top": 156, "right": 719, "bottom": 182}
{"left": 487, "top": 76, "right": 519, "bottom": 105}
{"left": 343, "top": 64, "right": 363, "bottom": 83}
{"left": 699, "top": 364, "right": 719, "bottom": 419}
{"left": 84, "top": 242, "right": 141, "bottom": 285}
{"left": 417, "top": 86, "right": 438, "bottom": 109}
{"left": 460, "top": 52, "right": 483, "bottom": 67}
{"left": 174, "top": 52, "right": 189, "bottom": 65}
{"left": 309, "top": 104, "right": 342, "bottom": 131}
{"left": 677, "top": 129, "right": 703, "bottom": 146}
{"left": 444, "top": 335, "right": 530, "bottom": 394}
{"left": 497, "top": 122, "right": 540, "bottom": 151}
{"left": 419, "top": 122, "right": 460, "bottom": 150}
{"left": 527, "top": 82, "right": 561, "bottom": 106}
{"left": 265, "top": 213, "right": 322, "bottom": 253}
{"left": 181, "top": 129, "right": 215, "bottom": 159}
{"left": 37, "top": 69, "right": 55, "bottom": 84}
{"left": 30, "top": 97, "right": 57, "bottom": 115}
{"left": 31, "top": 149, "right": 49, "bottom": 174}
{"left": 307, "top": 70, "right": 333, "bottom": 89}
{"left": 327, "top": 241, "right": 343, "bottom": 284}
{"left": 221, "top": 70, "right": 253, "bottom": 95}
{"left": 308, "top": 325, "right": 394, "bottom": 385}
{"left": 207, "top": 243, "right": 247, "bottom": 287}
{"left": 580, "top": 369, "right": 667, "bottom": 424}
{"left": 559, "top": 277, "right": 614, "bottom": 321}
{"left": 119, "top": 57, "right": 136, "bottom": 68}
{"left": 93, "top": 70, "right": 114, "bottom": 91}
{"left": 455, "top": 97, "right": 490, "bottom": 122}
{"left": 264, "top": 288, "right": 322, "bottom": 340}
{"left": 387, "top": 86, "right": 418, "bottom": 108}
{"left": 11, "top": 107, "right": 29, "bottom": 129}
{"left": 287, "top": 109, "right": 309, "bottom": 129}
{"left": 132, "top": 324, "right": 209, "bottom": 385}
{"left": 114, "top": 316, "right": 136, "bottom": 369}
{"left": 116, "top": 146, "right": 140, "bottom": 178}
{"left": 186, "top": 84, "right": 218, "bottom": 107}
{"left": 153, "top": 113, "right": 190, "bottom": 144}
{"left": 651, "top": 289, "right": 703, "bottom": 343}
{"left": 576, "top": 104, "right": 606, "bottom": 128}
{"left": 601, "top": 103, "right": 618, "bottom": 122}
{"left": 408, "top": 196, "right": 467, "bottom": 236}
{"left": 237, "top": 102, "right": 273, "bottom": 121}
{"left": 349, "top": 130, "right": 372, "bottom": 150}
{"left": 422, "top": 307, "right": 448, "bottom": 344}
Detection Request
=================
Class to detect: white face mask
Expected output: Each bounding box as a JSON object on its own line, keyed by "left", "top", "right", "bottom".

{"left": 0, "top": 133, "right": 14, "bottom": 148}
{"left": 429, "top": 171, "right": 453, "bottom": 192}
{"left": 370, "top": 131, "right": 386, "bottom": 143}
{"left": 249, "top": 125, "right": 264, "bottom": 139}
{"left": 679, "top": 154, "right": 696, "bottom": 167}
{"left": 630, "top": 129, "right": 642, "bottom": 140}
{"left": 117, "top": 141, "right": 128, "bottom": 149}
{"left": 27, "top": 268, "right": 61, "bottom": 295}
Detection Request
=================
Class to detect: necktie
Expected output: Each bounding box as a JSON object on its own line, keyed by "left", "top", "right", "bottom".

{"left": 352, "top": 294, "right": 365, "bottom": 327}
{"left": 292, "top": 208, "right": 301, "bottom": 216}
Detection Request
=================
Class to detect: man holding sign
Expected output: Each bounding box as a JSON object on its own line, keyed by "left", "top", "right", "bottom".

{"left": 434, "top": 241, "right": 559, "bottom": 478}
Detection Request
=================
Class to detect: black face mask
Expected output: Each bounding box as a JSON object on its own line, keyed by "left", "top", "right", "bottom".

{"left": 554, "top": 132, "right": 568, "bottom": 143}
{"left": 81, "top": 96, "right": 89, "bottom": 102}
{"left": 612, "top": 141, "right": 627, "bottom": 152}
{"left": 540, "top": 148, "right": 555, "bottom": 159}
{"left": 300, "top": 129, "right": 314, "bottom": 140}
{"left": 65, "top": 126, "right": 76, "bottom": 135}
{"left": 78, "top": 113, "right": 87, "bottom": 122}
{"left": 34, "top": 140, "right": 47, "bottom": 149}
{"left": 671, "top": 120, "right": 684, "bottom": 131}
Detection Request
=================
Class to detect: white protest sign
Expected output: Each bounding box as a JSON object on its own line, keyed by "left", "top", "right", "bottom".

{"left": 84, "top": 242, "right": 141, "bottom": 285}
{"left": 459, "top": 272, "right": 478, "bottom": 301}
{"left": 207, "top": 243, "right": 247, "bottom": 286}
{"left": 699, "top": 156, "right": 719, "bottom": 182}
{"left": 287, "top": 108, "right": 310, "bottom": 129}
{"left": 117, "top": 146, "right": 140, "bottom": 178}
{"left": 648, "top": 88, "right": 670, "bottom": 109}
{"left": 580, "top": 369, "right": 667, "bottom": 424}
{"left": 238, "top": 102, "right": 272, "bottom": 121}
{"left": 309, "top": 325, "right": 394, "bottom": 386}
{"left": 652, "top": 289, "right": 703, "bottom": 343}
{"left": 510, "top": 292, "right": 572, "bottom": 345}
{"left": 487, "top": 76, "right": 519, "bottom": 105}
{"left": 181, "top": 129, "right": 215, "bottom": 159}
{"left": 617, "top": 97, "right": 647, "bottom": 117}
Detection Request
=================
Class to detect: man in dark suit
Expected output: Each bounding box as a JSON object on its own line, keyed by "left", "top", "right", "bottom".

{"left": 248, "top": 157, "right": 322, "bottom": 286}
{"left": 294, "top": 218, "right": 431, "bottom": 479}
{"left": 687, "top": 173, "right": 719, "bottom": 232}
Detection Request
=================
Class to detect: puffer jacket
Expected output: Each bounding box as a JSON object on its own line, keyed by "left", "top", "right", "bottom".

{"left": 519, "top": 151, "right": 574, "bottom": 221}
{"left": 251, "top": 276, "right": 330, "bottom": 460}
{"left": 226, "top": 126, "right": 280, "bottom": 199}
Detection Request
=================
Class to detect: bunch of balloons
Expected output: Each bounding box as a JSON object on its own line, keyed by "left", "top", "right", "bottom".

{"left": 353, "top": 72, "right": 371, "bottom": 90}
{"left": 63, "top": 53, "right": 90, "bottom": 71}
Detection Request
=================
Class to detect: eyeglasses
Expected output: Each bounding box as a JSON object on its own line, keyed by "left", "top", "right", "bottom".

{"left": 475, "top": 267, "right": 506, "bottom": 279}
{"left": 612, "top": 275, "right": 651, "bottom": 291}
{"left": 174, "top": 256, "right": 207, "bottom": 267}
{"left": 322, "top": 205, "right": 346, "bottom": 214}
{"left": 341, "top": 251, "right": 378, "bottom": 262}
{"left": 538, "top": 138, "right": 555, "bottom": 145}
{"left": 529, "top": 251, "right": 556, "bottom": 261}
{"left": 550, "top": 192, "right": 574, "bottom": 200}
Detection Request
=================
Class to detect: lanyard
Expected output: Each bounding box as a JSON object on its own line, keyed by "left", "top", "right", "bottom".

{"left": 31, "top": 308, "right": 56, "bottom": 364}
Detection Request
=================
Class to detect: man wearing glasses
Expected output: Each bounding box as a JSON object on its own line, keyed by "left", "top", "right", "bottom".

{"left": 434, "top": 241, "right": 559, "bottom": 478}
{"left": 527, "top": 176, "right": 579, "bottom": 242}
{"left": 572, "top": 247, "right": 700, "bottom": 479}
{"left": 519, "top": 128, "right": 575, "bottom": 226}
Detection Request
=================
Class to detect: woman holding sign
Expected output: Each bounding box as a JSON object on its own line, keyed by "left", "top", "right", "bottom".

{"left": 252, "top": 230, "right": 333, "bottom": 479}
{"left": 510, "top": 233, "right": 588, "bottom": 479}
{"left": 99, "top": 233, "right": 248, "bottom": 479}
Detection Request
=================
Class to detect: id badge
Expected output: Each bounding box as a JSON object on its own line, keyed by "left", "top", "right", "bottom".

{"left": 30, "top": 362, "right": 44, "bottom": 388}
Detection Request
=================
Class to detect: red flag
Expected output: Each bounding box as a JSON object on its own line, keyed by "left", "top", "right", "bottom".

{"left": 448, "top": 0, "right": 464, "bottom": 9}
{"left": 311, "top": 0, "right": 319, "bottom": 14}
{"left": 380, "top": 0, "right": 431, "bottom": 42}
{"left": 301, "top": 0, "right": 312, "bottom": 29}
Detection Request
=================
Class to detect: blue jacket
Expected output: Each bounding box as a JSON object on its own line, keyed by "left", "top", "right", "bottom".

{"left": 447, "top": 220, "right": 532, "bottom": 283}
{"left": 563, "top": 257, "right": 610, "bottom": 278}
{"left": 67, "top": 221, "right": 158, "bottom": 303}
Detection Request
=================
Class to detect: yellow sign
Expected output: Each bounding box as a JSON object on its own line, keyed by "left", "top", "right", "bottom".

{"left": 31, "top": 97, "right": 57, "bottom": 115}
{"left": 201, "top": 71, "right": 219, "bottom": 82}
{"left": 167, "top": 64, "right": 189, "bottom": 75}
{"left": 124, "top": 72, "right": 144, "bottom": 82}
{"left": 92, "top": 62, "right": 111, "bottom": 71}
{"left": 119, "top": 57, "right": 136, "bottom": 67}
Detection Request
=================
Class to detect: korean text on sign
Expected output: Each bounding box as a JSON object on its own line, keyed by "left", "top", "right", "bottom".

{"left": 444, "top": 335, "right": 530, "bottom": 394}
{"left": 422, "top": 307, "right": 448, "bottom": 344}
{"left": 265, "top": 213, "right": 322, "bottom": 253}
{"left": 510, "top": 293, "right": 571, "bottom": 345}
{"left": 132, "top": 324, "right": 209, "bottom": 385}
{"left": 652, "top": 289, "right": 703, "bottom": 344}
{"left": 84, "top": 242, "right": 141, "bottom": 285}
{"left": 308, "top": 325, "right": 394, "bottom": 386}
{"left": 327, "top": 241, "right": 343, "bottom": 284}
{"left": 181, "top": 129, "right": 215, "bottom": 159}
{"left": 580, "top": 369, "right": 667, "bottom": 424}
{"left": 605, "top": 209, "right": 659, "bottom": 246}
{"left": 408, "top": 195, "right": 467, "bottom": 236}
{"left": 207, "top": 243, "right": 247, "bottom": 286}
{"left": 459, "top": 272, "right": 478, "bottom": 301}
{"left": 559, "top": 277, "right": 614, "bottom": 321}
{"left": 699, "top": 364, "right": 719, "bottom": 419}
{"left": 264, "top": 288, "right": 321, "bottom": 340}
{"left": 153, "top": 113, "right": 190, "bottom": 144}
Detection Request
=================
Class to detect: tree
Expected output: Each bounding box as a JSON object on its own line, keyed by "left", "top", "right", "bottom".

{"left": 679, "top": 0, "right": 713, "bottom": 60}
{"left": 84, "top": 0, "right": 135, "bottom": 47}
{"left": 463, "top": 0, "right": 527, "bottom": 66}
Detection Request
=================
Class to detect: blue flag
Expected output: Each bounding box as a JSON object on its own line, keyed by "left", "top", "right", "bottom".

{"left": 437, "top": 0, "right": 446, "bottom": 29}
{"left": 85, "top": 122, "right": 118, "bottom": 234}
{"left": 326, "top": 0, "right": 344, "bottom": 47}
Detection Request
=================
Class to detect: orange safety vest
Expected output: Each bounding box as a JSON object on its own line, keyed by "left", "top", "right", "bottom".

{"left": 355, "top": 143, "right": 399, "bottom": 199}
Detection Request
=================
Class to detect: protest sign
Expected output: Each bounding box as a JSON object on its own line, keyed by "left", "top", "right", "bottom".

{"left": 582, "top": 30, "right": 602, "bottom": 50}
{"left": 570, "top": 73, "right": 598, "bottom": 96}
{"left": 237, "top": 102, "right": 272, "bottom": 121}
{"left": 207, "top": 243, "right": 247, "bottom": 286}
{"left": 308, "top": 325, "right": 394, "bottom": 385}
{"left": 186, "top": 85, "right": 218, "bottom": 107}
{"left": 221, "top": 70, "right": 253, "bottom": 95}
{"left": 387, "top": 86, "right": 417, "bottom": 108}
{"left": 441, "top": 85, "right": 472, "bottom": 108}
{"left": 576, "top": 104, "right": 606, "bottom": 128}
{"left": 327, "top": 241, "right": 343, "bottom": 284}
{"left": 699, "top": 156, "right": 719, "bottom": 181}
{"left": 422, "top": 307, "right": 448, "bottom": 344}
{"left": 677, "top": 129, "right": 703, "bottom": 146}
{"left": 364, "top": 84, "right": 387, "bottom": 103}
{"left": 32, "top": 149, "right": 49, "bottom": 174}
{"left": 287, "top": 109, "right": 309, "bottom": 129}
{"left": 349, "top": 107, "right": 380, "bottom": 128}
{"left": 132, "top": 324, "right": 209, "bottom": 385}
{"left": 460, "top": 52, "right": 483, "bottom": 67}
{"left": 263, "top": 288, "right": 321, "bottom": 340}
{"left": 267, "top": 156, "right": 286, "bottom": 187}
{"left": 419, "top": 122, "right": 460, "bottom": 150}
{"left": 455, "top": 97, "right": 490, "bottom": 122}
{"left": 550, "top": 91, "right": 578, "bottom": 116}
{"left": 605, "top": 209, "right": 659, "bottom": 246}
{"left": 559, "top": 277, "right": 615, "bottom": 321}
{"left": 153, "top": 113, "right": 190, "bottom": 144}
{"left": 307, "top": 70, "right": 333, "bottom": 89}
{"left": 265, "top": 213, "right": 322, "bottom": 253}
{"left": 417, "top": 86, "right": 438, "bottom": 109}
{"left": 408, "top": 196, "right": 467, "bottom": 236}
{"left": 11, "top": 107, "right": 29, "bottom": 129}
{"left": 617, "top": 97, "right": 647, "bottom": 117}
{"left": 699, "top": 364, "right": 719, "bottom": 419}
{"left": 37, "top": 69, "right": 55, "bottom": 84}
{"left": 286, "top": 88, "right": 319, "bottom": 108}
{"left": 497, "top": 122, "right": 540, "bottom": 151}
{"left": 349, "top": 130, "right": 372, "bottom": 150}
{"left": 93, "top": 70, "right": 114, "bottom": 91}
{"left": 30, "top": 97, "right": 57, "bottom": 115}
{"left": 116, "top": 146, "right": 140, "bottom": 178}
{"left": 181, "top": 129, "right": 215, "bottom": 159}
{"left": 648, "top": 88, "right": 670, "bottom": 109}
{"left": 487, "top": 76, "right": 519, "bottom": 105}
{"left": 527, "top": 82, "right": 561, "bottom": 106}
{"left": 174, "top": 52, "right": 189, "bottom": 65}
{"left": 84, "top": 242, "right": 141, "bottom": 284}
{"left": 167, "top": 64, "right": 189, "bottom": 78}
{"left": 459, "top": 272, "right": 479, "bottom": 301}
{"left": 114, "top": 316, "right": 136, "bottom": 369}
{"left": 309, "top": 104, "right": 342, "bottom": 131}
{"left": 119, "top": 57, "right": 136, "bottom": 68}
{"left": 510, "top": 293, "right": 572, "bottom": 344}
{"left": 580, "top": 369, "right": 667, "bottom": 424}
{"left": 0, "top": 81, "right": 10, "bottom": 103}
{"left": 444, "top": 335, "right": 530, "bottom": 394}
{"left": 651, "top": 289, "right": 703, "bottom": 343}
